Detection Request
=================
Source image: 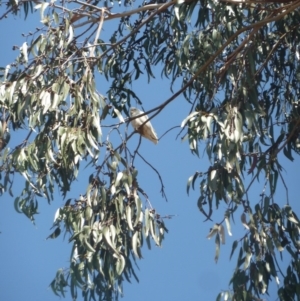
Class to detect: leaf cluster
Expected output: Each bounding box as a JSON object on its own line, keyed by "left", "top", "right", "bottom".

{"left": 1, "top": 0, "right": 300, "bottom": 300}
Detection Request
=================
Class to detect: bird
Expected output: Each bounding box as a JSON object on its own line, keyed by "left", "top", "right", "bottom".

{"left": 129, "top": 107, "right": 158, "bottom": 144}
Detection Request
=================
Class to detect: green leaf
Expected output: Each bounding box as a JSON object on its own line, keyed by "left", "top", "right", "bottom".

{"left": 103, "top": 226, "right": 119, "bottom": 255}
{"left": 243, "top": 252, "right": 252, "bottom": 270}
{"left": 283, "top": 146, "right": 294, "bottom": 161}
{"left": 230, "top": 240, "right": 238, "bottom": 260}
{"left": 14, "top": 197, "right": 23, "bottom": 213}
{"left": 215, "top": 233, "right": 220, "bottom": 263}
{"left": 126, "top": 205, "right": 134, "bottom": 231}
{"left": 181, "top": 111, "right": 199, "bottom": 128}
{"left": 132, "top": 231, "right": 140, "bottom": 258}
{"left": 115, "top": 255, "right": 125, "bottom": 275}
{"left": 46, "top": 227, "right": 61, "bottom": 240}
{"left": 207, "top": 224, "right": 219, "bottom": 240}
{"left": 83, "top": 238, "right": 96, "bottom": 253}
{"left": 186, "top": 172, "right": 199, "bottom": 195}
{"left": 225, "top": 215, "right": 232, "bottom": 236}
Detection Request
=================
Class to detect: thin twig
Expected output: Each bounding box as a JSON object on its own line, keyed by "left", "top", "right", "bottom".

{"left": 159, "top": 125, "right": 181, "bottom": 141}
{"left": 137, "top": 151, "right": 168, "bottom": 202}
{"left": 272, "top": 253, "right": 285, "bottom": 278}
{"left": 71, "top": 0, "right": 212, "bottom": 26}
{"left": 132, "top": 135, "right": 142, "bottom": 166}
{"left": 89, "top": 8, "right": 106, "bottom": 57}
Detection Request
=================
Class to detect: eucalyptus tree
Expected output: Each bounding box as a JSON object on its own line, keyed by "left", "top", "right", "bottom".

{"left": 1, "top": 0, "right": 300, "bottom": 300}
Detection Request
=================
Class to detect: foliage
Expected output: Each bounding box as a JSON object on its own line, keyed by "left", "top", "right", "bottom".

{"left": 1, "top": 0, "right": 300, "bottom": 300}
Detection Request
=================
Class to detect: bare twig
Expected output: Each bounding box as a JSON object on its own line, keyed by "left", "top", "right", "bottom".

{"left": 137, "top": 151, "right": 168, "bottom": 202}
{"left": 89, "top": 8, "right": 106, "bottom": 57}
{"left": 132, "top": 135, "right": 142, "bottom": 166}
{"left": 159, "top": 125, "right": 181, "bottom": 141}
{"left": 272, "top": 253, "right": 285, "bottom": 278}
{"left": 71, "top": 1, "right": 174, "bottom": 26}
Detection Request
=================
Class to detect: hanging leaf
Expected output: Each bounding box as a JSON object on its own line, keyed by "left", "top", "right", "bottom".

{"left": 46, "top": 227, "right": 61, "bottom": 240}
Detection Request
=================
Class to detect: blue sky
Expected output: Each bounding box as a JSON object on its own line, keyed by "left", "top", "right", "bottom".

{"left": 0, "top": 5, "right": 299, "bottom": 301}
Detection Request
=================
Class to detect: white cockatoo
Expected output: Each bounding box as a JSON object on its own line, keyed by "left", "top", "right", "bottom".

{"left": 129, "top": 107, "right": 158, "bottom": 144}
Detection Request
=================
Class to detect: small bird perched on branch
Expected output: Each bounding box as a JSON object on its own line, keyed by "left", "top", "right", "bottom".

{"left": 130, "top": 107, "right": 158, "bottom": 144}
